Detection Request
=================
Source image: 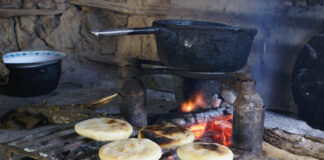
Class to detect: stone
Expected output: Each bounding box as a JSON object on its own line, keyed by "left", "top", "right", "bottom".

{"left": 0, "top": 0, "right": 21, "bottom": 9}
{"left": 120, "top": 15, "right": 158, "bottom": 60}
{"left": 74, "top": 8, "right": 128, "bottom": 63}
{"left": 45, "top": 6, "right": 81, "bottom": 50}
{"left": 37, "top": 15, "right": 59, "bottom": 39}
{"left": 220, "top": 88, "right": 237, "bottom": 105}
{"left": 0, "top": 18, "right": 18, "bottom": 51}
{"left": 295, "top": 0, "right": 307, "bottom": 7}
{"left": 19, "top": 16, "right": 35, "bottom": 35}
{"left": 125, "top": 0, "right": 143, "bottom": 7}
{"left": 283, "top": 0, "right": 294, "bottom": 6}
{"left": 30, "top": 37, "right": 49, "bottom": 49}
{"left": 85, "top": 8, "right": 128, "bottom": 31}
{"left": 23, "top": 0, "right": 37, "bottom": 9}
{"left": 15, "top": 16, "right": 49, "bottom": 50}
{"left": 221, "top": 101, "right": 233, "bottom": 108}
{"left": 37, "top": 0, "right": 55, "bottom": 9}
{"left": 55, "top": 2, "right": 70, "bottom": 11}
{"left": 142, "top": 0, "right": 171, "bottom": 7}
{"left": 0, "top": 0, "right": 12, "bottom": 6}
{"left": 15, "top": 18, "right": 34, "bottom": 49}
{"left": 53, "top": 0, "right": 65, "bottom": 3}
{"left": 141, "top": 34, "right": 158, "bottom": 60}
{"left": 116, "top": 36, "right": 142, "bottom": 59}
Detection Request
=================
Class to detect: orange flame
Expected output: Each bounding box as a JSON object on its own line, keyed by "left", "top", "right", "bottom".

{"left": 180, "top": 92, "right": 207, "bottom": 112}
{"left": 181, "top": 100, "right": 195, "bottom": 112}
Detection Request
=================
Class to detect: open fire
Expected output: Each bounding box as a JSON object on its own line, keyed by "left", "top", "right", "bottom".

{"left": 180, "top": 91, "right": 207, "bottom": 112}
{"left": 180, "top": 92, "right": 232, "bottom": 147}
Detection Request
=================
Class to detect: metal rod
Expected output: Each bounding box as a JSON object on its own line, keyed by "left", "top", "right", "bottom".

{"left": 91, "top": 27, "right": 158, "bottom": 37}
{"left": 142, "top": 68, "right": 253, "bottom": 80}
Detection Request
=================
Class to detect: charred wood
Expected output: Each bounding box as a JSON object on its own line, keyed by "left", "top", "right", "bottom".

{"left": 148, "top": 108, "right": 227, "bottom": 126}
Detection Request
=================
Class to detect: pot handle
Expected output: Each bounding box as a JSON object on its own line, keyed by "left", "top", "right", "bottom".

{"left": 91, "top": 27, "right": 159, "bottom": 37}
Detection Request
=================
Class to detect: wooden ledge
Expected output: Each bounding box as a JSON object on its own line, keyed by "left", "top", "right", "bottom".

{"left": 0, "top": 9, "right": 64, "bottom": 17}
{"left": 68, "top": 0, "right": 169, "bottom": 16}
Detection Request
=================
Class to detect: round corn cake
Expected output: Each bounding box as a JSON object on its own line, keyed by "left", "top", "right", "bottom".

{"left": 99, "top": 138, "right": 162, "bottom": 160}
{"left": 138, "top": 123, "right": 194, "bottom": 148}
{"left": 74, "top": 118, "right": 132, "bottom": 141}
{"left": 177, "top": 142, "right": 233, "bottom": 160}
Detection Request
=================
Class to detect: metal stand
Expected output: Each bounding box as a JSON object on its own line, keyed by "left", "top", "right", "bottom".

{"left": 232, "top": 80, "right": 265, "bottom": 154}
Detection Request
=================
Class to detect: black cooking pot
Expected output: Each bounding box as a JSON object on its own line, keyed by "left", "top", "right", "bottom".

{"left": 92, "top": 20, "right": 257, "bottom": 72}
{"left": 2, "top": 51, "right": 67, "bottom": 97}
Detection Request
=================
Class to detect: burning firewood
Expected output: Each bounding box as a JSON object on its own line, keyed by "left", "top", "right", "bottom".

{"left": 149, "top": 107, "right": 324, "bottom": 160}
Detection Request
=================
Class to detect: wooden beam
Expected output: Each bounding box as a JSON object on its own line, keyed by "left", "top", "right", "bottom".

{"left": 68, "top": 0, "right": 168, "bottom": 16}
{"left": 0, "top": 9, "right": 64, "bottom": 17}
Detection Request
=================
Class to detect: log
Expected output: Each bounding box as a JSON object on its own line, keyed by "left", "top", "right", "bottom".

{"left": 262, "top": 141, "right": 317, "bottom": 160}
{"left": 68, "top": 0, "right": 168, "bottom": 16}
{"left": 0, "top": 9, "right": 64, "bottom": 17}
{"left": 147, "top": 108, "right": 226, "bottom": 125}
{"left": 263, "top": 128, "right": 324, "bottom": 160}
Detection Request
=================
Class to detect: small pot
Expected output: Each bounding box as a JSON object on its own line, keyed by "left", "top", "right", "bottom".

{"left": 2, "top": 51, "right": 67, "bottom": 97}
{"left": 92, "top": 19, "right": 257, "bottom": 72}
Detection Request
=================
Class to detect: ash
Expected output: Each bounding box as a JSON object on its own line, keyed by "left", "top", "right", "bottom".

{"left": 264, "top": 111, "right": 324, "bottom": 139}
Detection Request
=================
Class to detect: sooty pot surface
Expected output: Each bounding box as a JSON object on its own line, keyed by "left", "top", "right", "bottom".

{"left": 92, "top": 19, "right": 258, "bottom": 72}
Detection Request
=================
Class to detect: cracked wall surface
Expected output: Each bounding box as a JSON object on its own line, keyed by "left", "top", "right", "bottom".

{"left": 0, "top": 0, "right": 165, "bottom": 64}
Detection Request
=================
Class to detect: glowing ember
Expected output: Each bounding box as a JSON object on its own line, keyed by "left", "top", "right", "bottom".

{"left": 188, "top": 115, "right": 232, "bottom": 147}
{"left": 210, "top": 115, "right": 232, "bottom": 147}
{"left": 188, "top": 122, "right": 207, "bottom": 139}
{"left": 168, "top": 156, "right": 173, "bottom": 160}
{"left": 180, "top": 92, "right": 207, "bottom": 112}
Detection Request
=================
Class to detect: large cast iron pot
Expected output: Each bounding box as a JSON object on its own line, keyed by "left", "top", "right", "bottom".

{"left": 92, "top": 20, "right": 257, "bottom": 72}
{"left": 1, "top": 51, "right": 67, "bottom": 97}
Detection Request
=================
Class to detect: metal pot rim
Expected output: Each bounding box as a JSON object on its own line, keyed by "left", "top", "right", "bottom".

{"left": 153, "top": 19, "right": 257, "bottom": 35}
